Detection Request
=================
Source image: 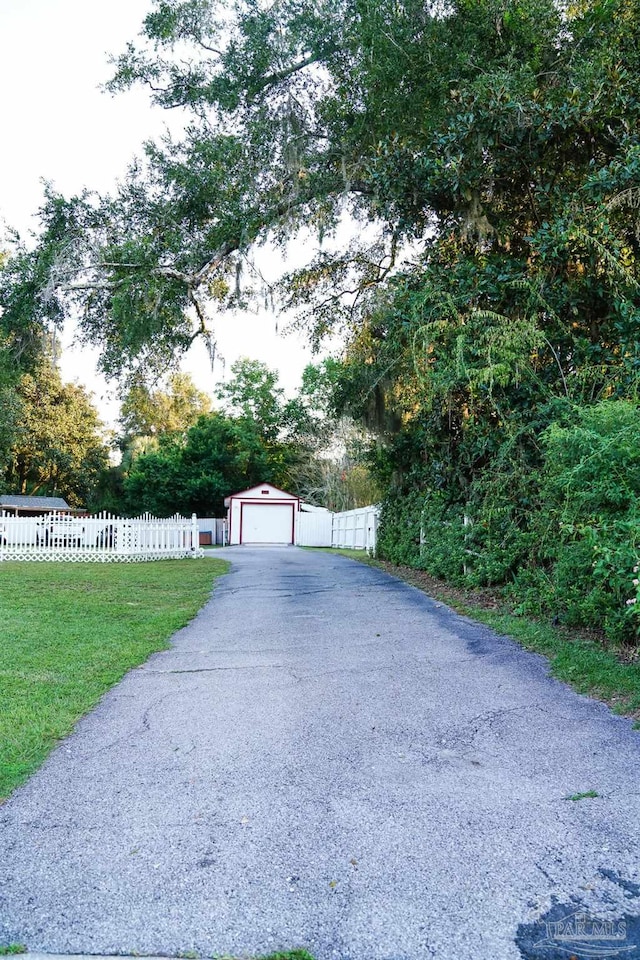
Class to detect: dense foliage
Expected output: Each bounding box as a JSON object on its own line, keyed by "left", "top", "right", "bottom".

{"left": 120, "top": 371, "right": 211, "bottom": 447}
{"left": 103, "top": 359, "right": 377, "bottom": 516}
{"left": 122, "top": 410, "right": 278, "bottom": 515}
{"left": 0, "top": 359, "right": 109, "bottom": 508}
{"left": 0, "top": 0, "right": 638, "bottom": 640}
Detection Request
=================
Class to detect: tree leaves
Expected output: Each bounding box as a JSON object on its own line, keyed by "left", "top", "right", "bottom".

{"left": 1, "top": 359, "right": 109, "bottom": 508}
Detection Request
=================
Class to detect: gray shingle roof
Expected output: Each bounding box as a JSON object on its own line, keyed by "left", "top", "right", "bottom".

{"left": 0, "top": 495, "right": 71, "bottom": 510}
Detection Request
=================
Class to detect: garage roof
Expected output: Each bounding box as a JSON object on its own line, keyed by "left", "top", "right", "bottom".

{"left": 224, "top": 482, "right": 299, "bottom": 507}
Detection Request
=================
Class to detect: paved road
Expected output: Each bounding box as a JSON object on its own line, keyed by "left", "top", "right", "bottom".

{"left": 1, "top": 547, "right": 640, "bottom": 960}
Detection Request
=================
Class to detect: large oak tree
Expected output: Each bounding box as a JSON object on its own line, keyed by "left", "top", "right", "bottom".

{"left": 4, "top": 0, "right": 637, "bottom": 384}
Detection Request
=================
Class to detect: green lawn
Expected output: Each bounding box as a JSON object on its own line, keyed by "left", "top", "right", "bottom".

{"left": 0, "top": 558, "right": 229, "bottom": 801}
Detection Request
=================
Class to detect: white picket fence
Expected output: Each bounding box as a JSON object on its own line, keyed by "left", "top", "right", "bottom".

{"left": 0, "top": 511, "right": 203, "bottom": 562}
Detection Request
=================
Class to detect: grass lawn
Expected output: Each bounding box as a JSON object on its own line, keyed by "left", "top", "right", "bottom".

{"left": 320, "top": 548, "right": 640, "bottom": 723}
{"left": 0, "top": 558, "right": 228, "bottom": 801}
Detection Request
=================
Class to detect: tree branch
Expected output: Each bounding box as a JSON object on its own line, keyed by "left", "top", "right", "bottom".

{"left": 246, "top": 54, "right": 323, "bottom": 101}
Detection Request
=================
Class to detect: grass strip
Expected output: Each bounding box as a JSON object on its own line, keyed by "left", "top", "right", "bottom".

{"left": 321, "top": 548, "right": 640, "bottom": 722}
{"left": 0, "top": 558, "right": 228, "bottom": 801}
{"left": 208, "top": 952, "right": 316, "bottom": 960}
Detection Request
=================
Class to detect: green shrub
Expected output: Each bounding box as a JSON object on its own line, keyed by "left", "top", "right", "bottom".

{"left": 463, "top": 508, "right": 537, "bottom": 587}
{"left": 377, "top": 489, "right": 424, "bottom": 566}
{"left": 536, "top": 402, "right": 640, "bottom": 643}
{"left": 377, "top": 400, "right": 640, "bottom": 645}
{"left": 378, "top": 490, "right": 469, "bottom": 579}
{"left": 505, "top": 567, "right": 556, "bottom": 617}
{"left": 416, "top": 498, "right": 468, "bottom": 582}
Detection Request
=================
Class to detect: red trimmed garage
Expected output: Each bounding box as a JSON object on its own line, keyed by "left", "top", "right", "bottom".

{"left": 224, "top": 483, "right": 301, "bottom": 545}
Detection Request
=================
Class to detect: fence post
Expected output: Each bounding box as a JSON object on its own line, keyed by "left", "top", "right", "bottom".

{"left": 463, "top": 509, "right": 472, "bottom": 577}
{"left": 191, "top": 514, "right": 198, "bottom": 555}
{"left": 367, "top": 510, "right": 378, "bottom": 557}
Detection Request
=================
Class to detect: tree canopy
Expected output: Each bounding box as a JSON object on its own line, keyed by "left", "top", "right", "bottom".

{"left": 216, "top": 358, "right": 286, "bottom": 441}
{"left": 0, "top": 359, "right": 109, "bottom": 508}
{"left": 0, "top": 0, "right": 639, "bottom": 639}
{"left": 123, "top": 410, "right": 275, "bottom": 516}
{"left": 3, "top": 0, "right": 637, "bottom": 383}
{"left": 118, "top": 370, "right": 211, "bottom": 458}
{"left": 112, "top": 357, "right": 378, "bottom": 515}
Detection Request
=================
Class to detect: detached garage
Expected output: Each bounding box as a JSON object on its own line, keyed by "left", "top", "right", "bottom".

{"left": 225, "top": 483, "right": 301, "bottom": 545}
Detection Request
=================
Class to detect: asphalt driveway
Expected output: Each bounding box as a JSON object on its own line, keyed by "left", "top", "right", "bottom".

{"left": 1, "top": 547, "right": 639, "bottom": 959}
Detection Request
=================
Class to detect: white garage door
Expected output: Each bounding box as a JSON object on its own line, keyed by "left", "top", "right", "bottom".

{"left": 241, "top": 503, "right": 294, "bottom": 544}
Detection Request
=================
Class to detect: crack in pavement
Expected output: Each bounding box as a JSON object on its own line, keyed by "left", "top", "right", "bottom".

{"left": 143, "top": 664, "right": 288, "bottom": 675}
{"left": 2, "top": 546, "right": 640, "bottom": 960}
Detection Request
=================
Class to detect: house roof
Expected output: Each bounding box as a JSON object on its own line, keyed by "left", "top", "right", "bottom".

{"left": 0, "top": 495, "right": 71, "bottom": 511}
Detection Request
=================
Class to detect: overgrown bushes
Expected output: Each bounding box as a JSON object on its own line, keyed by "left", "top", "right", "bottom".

{"left": 378, "top": 400, "right": 640, "bottom": 645}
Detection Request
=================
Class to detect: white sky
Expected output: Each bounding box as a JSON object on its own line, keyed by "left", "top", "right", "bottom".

{"left": 0, "top": 0, "right": 325, "bottom": 428}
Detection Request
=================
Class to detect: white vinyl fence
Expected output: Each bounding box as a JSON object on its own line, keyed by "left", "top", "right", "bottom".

{"left": 294, "top": 505, "right": 380, "bottom": 554}
{"left": 196, "top": 517, "right": 227, "bottom": 546}
{"left": 295, "top": 510, "right": 334, "bottom": 547}
{"left": 331, "top": 505, "right": 379, "bottom": 554}
{"left": 0, "top": 511, "right": 203, "bottom": 562}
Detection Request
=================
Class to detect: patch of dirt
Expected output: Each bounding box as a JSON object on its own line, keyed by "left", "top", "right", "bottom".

{"left": 372, "top": 559, "right": 505, "bottom": 613}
